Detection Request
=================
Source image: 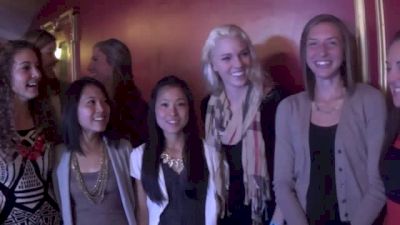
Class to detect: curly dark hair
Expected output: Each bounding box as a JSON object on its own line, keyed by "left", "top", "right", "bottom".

{"left": 0, "top": 40, "right": 59, "bottom": 161}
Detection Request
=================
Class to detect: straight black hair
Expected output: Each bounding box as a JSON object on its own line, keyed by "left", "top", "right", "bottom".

{"left": 61, "top": 76, "right": 119, "bottom": 153}
{"left": 141, "top": 75, "right": 208, "bottom": 203}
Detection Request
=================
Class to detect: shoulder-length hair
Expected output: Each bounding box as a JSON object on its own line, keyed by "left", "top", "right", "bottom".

{"left": 300, "top": 14, "right": 356, "bottom": 99}
{"left": 0, "top": 40, "right": 58, "bottom": 160}
{"left": 201, "top": 24, "right": 273, "bottom": 95}
{"left": 141, "top": 75, "right": 208, "bottom": 203}
{"left": 61, "top": 77, "right": 119, "bottom": 153}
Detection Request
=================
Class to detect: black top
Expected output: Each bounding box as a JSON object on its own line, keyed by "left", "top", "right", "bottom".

{"left": 159, "top": 164, "right": 206, "bottom": 225}
{"left": 219, "top": 142, "right": 252, "bottom": 225}
{"left": 201, "top": 88, "right": 284, "bottom": 224}
{"left": 306, "top": 123, "right": 348, "bottom": 225}
{"left": 382, "top": 138, "right": 400, "bottom": 203}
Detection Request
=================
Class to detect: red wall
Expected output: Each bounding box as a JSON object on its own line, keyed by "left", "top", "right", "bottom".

{"left": 384, "top": 0, "right": 400, "bottom": 45}
{"left": 34, "top": 0, "right": 356, "bottom": 101}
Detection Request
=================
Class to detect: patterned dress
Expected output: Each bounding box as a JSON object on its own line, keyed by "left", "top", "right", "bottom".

{"left": 0, "top": 127, "right": 61, "bottom": 224}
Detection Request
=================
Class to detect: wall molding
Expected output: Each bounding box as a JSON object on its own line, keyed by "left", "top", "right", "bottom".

{"left": 354, "top": 0, "right": 369, "bottom": 83}
{"left": 375, "top": 0, "right": 387, "bottom": 91}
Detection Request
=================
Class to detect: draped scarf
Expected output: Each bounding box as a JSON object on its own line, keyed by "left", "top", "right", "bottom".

{"left": 205, "top": 84, "right": 271, "bottom": 224}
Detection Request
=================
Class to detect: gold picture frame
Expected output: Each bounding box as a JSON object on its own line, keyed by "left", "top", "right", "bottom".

{"left": 41, "top": 7, "right": 80, "bottom": 83}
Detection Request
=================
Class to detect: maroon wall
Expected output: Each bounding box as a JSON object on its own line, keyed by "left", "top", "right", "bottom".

{"left": 384, "top": 0, "right": 400, "bottom": 45}
{"left": 34, "top": 0, "right": 356, "bottom": 101}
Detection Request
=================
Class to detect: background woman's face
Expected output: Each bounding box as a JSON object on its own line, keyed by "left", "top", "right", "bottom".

{"left": 40, "top": 41, "right": 58, "bottom": 71}
{"left": 387, "top": 40, "right": 400, "bottom": 107}
{"left": 88, "top": 47, "right": 113, "bottom": 82}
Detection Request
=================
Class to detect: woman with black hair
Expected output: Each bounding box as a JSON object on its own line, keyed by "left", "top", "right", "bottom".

{"left": 53, "top": 77, "right": 136, "bottom": 225}
{"left": 130, "top": 75, "right": 220, "bottom": 225}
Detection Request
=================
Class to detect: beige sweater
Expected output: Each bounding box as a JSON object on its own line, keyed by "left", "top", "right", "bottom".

{"left": 273, "top": 83, "right": 386, "bottom": 225}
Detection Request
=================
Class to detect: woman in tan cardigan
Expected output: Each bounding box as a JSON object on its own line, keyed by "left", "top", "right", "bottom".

{"left": 274, "top": 14, "right": 386, "bottom": 225}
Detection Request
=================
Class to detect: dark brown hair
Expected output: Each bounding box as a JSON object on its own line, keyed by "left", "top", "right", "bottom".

{"left": 0, "top": 40, "right": 58, "bottom": 160}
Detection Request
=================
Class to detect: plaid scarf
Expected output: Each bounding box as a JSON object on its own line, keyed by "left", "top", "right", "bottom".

{"left": 205, "top": 85, "right": 271, "bottom": 224}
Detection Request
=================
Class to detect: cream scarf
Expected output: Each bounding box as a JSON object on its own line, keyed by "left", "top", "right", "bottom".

{"left": 205, "top": 84, "right": 271, "bottom": 224}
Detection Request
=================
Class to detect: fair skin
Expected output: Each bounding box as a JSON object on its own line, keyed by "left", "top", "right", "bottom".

{"left": 40, "top": 41, "right": 58, "bottom": 78}
{"left": 134, "top": 85, "right": 189, "bottom": 225}
{"left": 11, "top": 49, "right": 42, "bottom": 130}
{"left": 211, "top": 36, "right": 251, "bottom": 110}
{"left": 306, "top": 22, "right": 346, "bottom": 127}
{"left": 387, "top": 40, "right": 400, "bottom": 108}
{"left": 88, "top": 47, "right": 114, "bottom": 96}
{"left": 155, "top": 86, "right": 188, "bottom": 151}
{"left": 75, "top": 85, "right": 110, "bottom": 173}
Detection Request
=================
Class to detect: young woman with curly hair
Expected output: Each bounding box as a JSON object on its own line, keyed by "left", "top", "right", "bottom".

{"left": 0, "top": 40, "right": 60, "bottom": 224}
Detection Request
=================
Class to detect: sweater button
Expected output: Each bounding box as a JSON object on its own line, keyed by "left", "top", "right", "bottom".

{"left": 338, "top": 167, "right": 343, "bottom": 172}
{"left": 342, "top": 199, "right": 347, "bottom": 203}
{"left": 338, "top": 149, "right": 342, "bottom": 154}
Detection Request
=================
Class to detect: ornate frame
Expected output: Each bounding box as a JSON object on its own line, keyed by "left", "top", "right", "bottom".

{"left": 41, "top": 7, "right": 80, "bottom": 83}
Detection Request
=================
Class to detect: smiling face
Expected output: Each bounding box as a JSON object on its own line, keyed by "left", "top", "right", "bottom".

{"left": 155, "top": 86, "right": 189, "bottom": 139}
{"left": 305, "top": 22, "right": 344, "bottom": 81}
{"left": 77, "top": 84, "right": 110, "bottom": 137}
{"left": 211, "top": 36, "right": 251, "bottom": 91}
{"left": 11, "top": 48, "right": 41, "bottom": 102}
{"left": 387, "top": 40, "right": 400, "bottom": 107}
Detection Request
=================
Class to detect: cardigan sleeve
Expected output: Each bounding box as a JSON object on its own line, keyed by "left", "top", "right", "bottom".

{"left": 130, "top": 144, "right": 145, "bottom": 180}
{"left": 351, "top": 87, "right": 386, "bottom": 225}
{"left": 273, "top": 98, "right": 309, "bottom": 225}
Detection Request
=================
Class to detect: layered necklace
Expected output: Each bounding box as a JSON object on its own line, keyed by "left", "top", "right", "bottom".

{"left": 71, "top": 144, "right": 109, "bottom": 204}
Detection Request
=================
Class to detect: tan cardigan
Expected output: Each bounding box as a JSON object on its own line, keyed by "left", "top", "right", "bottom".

{"left": 273, "top": 83, "right": 386, "bottom": 225}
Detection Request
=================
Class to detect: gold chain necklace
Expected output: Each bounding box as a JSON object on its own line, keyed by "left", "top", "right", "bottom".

{"left": 71, "top": 145, "right": 109, "bottom": 204}
{"left": 160, "top": 152, "right": 184, "bottom": 174}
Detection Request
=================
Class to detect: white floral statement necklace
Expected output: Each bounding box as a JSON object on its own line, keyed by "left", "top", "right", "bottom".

{"left": 160, "top": 152, "right": 184, "bottom": 174}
